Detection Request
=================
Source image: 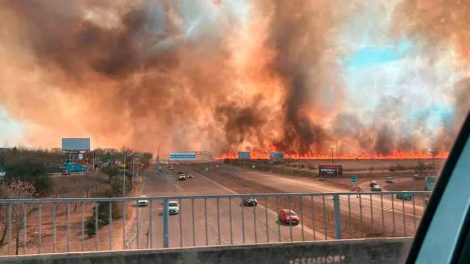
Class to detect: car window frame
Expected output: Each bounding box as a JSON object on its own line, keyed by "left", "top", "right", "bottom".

{"left": 407, "top": 112, "right": 470, "bottom": 263}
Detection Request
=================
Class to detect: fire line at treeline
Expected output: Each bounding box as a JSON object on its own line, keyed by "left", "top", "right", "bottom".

{"left": 216, "top": 151, "right": 449, "bottom": 160}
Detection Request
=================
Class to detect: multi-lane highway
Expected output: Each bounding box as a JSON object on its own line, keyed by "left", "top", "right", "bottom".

{"left": 128, "top": 164, "right": 326, "bottom": 249}
{"left": 202, "top": 164, "right": 428, "bottom": 238}
{"left": 123, "top": 162, "right": 428, "bottom": 249}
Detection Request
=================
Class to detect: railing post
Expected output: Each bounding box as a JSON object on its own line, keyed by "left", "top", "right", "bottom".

{"left": 163, "top": 198, "right": 169, "bottom": 248}
{"left": 333, "top": 194, "right": 342, "bottom": 239}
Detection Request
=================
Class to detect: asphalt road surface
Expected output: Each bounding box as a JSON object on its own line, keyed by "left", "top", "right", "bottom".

{"left": 127, "top": 164, "right": 326, "bottom": 249}
{"left": 205, "top": 164, "right": 429, "bottom": 239}
{"left": 124, "top": 162, "right": 429, "bottom": 249}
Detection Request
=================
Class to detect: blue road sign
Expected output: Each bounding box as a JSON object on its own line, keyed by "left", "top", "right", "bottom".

{"left": 170, "top": 152, "right": 197, "bottom": 161}
{"left": 352, "top": 176, "right": 357, "bottom": 184}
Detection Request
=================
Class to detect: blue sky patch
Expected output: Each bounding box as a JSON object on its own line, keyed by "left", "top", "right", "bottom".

{"left": 345, "top": 40, "right": 413, "bottom": 68}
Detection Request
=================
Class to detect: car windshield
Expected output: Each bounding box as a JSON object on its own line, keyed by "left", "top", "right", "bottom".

{"left": 0, "top": 1, "right": 467, "bottom": 263}
{"left": 286, "top": 210, "right": 296, "bottom": 216}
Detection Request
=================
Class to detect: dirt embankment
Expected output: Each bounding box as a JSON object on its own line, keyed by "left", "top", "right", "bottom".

{"left": 223, "top": 158, "right": 444, "bottom": 181}
{"left": 0, "top": 169, "right": 147, "bottom": 255}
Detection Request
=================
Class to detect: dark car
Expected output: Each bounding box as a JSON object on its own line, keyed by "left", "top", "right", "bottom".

{"left": 371, "top": 185, "right": 382, "bottom": 191}
{"left": 242, "top": 197, "right": 258, "bottom": 206}
{"left": 278, "top": 209, "right": 299, "bottom": 225}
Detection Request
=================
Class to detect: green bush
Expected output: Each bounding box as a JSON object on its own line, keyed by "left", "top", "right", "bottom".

{"left": 4, "top": 157, "right": 52, "bottom": 195}
{"left": 110, "top": 175, "right": 132, "bottom": 196}
{"left": 85, "top": 202, "right": 121, "bottom": 237}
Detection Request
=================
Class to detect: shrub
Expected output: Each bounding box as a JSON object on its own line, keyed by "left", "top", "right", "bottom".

{"left": 85, "top": 202, "right": 121, "bottom": 237}
{"left": 110, "top": 175, "right": 132, "bottom": 196}
{"left": 4, "top": 157, "right": 51, "bottom": 195}
{"left": 101, "top": 166, "right": 120, "bottom": 183}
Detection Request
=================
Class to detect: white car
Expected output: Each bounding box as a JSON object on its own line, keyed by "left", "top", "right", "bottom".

{"left": 138, "top": 197, "right": 149, "bottom": 207}
{"left": 178, "top": 175, "right": 186, "bottom": 181}
{"left": 168, "top": 200, "right": 180, "bottom": 215}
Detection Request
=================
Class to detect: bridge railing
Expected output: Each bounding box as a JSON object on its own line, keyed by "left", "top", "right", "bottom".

{"left": 0, "top": 191, "right": 431, "bottom": 256}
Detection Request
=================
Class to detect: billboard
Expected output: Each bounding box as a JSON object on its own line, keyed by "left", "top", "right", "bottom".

{"left": 319, "top": 165, "right": 343, "bottom": 177}
{"left": 170, "top": 152, "right": 197, "bottom": 161}
{"left": 269, "top": 151, "right": 284, "bottom": 161}
{"left": 238, "top": 151, "right": 251, "bottom": 160}
{"left": 62, "top": 138, "right": 90, "bottom": 151}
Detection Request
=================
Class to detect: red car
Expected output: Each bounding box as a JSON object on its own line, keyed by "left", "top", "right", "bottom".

{"left": 278, "top": 209, "right": 300, "bottom": 225}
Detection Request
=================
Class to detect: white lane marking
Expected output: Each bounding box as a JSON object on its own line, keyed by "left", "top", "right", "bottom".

{"left": 198, "top": 173, "right": 238, "bottom": 194}
{"left": 197, "top": 171, "right": 331, "bottom": 239}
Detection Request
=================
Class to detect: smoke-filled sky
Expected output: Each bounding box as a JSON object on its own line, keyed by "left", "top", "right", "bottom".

{"left": 0, "top": 0, "right": 468, "bottom": 155}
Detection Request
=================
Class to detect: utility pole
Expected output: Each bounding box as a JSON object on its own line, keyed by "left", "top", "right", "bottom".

{"left": 123, "top": 151, "right": 126, "bottom": 197}
{"left": 132, "top": 154, "right": 135, "bottom": 183}
{"left": 430, "top": 150, "right": 437, "bottom": 177}
{"left": 298, "top": 145, "right": 301, "bottom": 170}
{"left": 330, "top": 147, "right": 334, "bottom": 166}
{"left": 335, "top": 140, "right": 339, "bottom": 179}
{"left": 330, "top": 147, "right": 336, "bottom": 179}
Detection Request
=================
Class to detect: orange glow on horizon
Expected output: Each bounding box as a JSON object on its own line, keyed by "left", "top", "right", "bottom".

{"left": 216, "top": 151, "right": 449, "bottom": 160}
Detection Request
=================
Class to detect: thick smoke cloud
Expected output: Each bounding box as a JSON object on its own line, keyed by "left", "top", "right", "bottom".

{"left": 0, "top": 0, "right": 466, "bottom": 155}
{"left": 263, "top": 0, "right": 343, "bottom": 154}
{"left": 393, "top": 0, "right": 470, "bottom": 144}
{"left": 0, "top": 0, "right": 268, "bottom": 152}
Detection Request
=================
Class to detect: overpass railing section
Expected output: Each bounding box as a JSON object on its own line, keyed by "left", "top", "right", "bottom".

{"left": 0, "top": 191, "right": 431, "bottom": 256}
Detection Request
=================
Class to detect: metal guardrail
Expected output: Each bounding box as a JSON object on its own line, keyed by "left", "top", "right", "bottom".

{"left": 0, "top": 191, "right": 431, "bottom": 256}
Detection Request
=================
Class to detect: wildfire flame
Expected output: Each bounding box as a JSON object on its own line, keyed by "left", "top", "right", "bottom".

{"left": 217, "top": 151, "right": 449, "bottom": 160}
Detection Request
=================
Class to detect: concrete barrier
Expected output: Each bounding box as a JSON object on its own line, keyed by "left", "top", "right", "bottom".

{"left": 0, "top": 238, "right": 412, "bottom": 264}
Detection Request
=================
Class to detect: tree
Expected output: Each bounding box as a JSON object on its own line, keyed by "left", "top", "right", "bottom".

{"left": 141, "top": 153, "right": 153, "bottom": 168}
{"left": 101, "top": 166, "right": 120, "bottom": 183}
{"left": 0, "top": 181, "right": 37, "bottom": 254}
{"left": 109, "top": 175, "right": 131, "bottom": 196}
{"left": 4, "top": 158, "right": 51, "bottom": 195}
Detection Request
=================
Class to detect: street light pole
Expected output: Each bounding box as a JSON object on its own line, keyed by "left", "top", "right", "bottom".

{"left": 132, "top": 154, "right": 135, "bottom": 183}
{"left": 330, "top": 147, "right": 334, "bottom": 166}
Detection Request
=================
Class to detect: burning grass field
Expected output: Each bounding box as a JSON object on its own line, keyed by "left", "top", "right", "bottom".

{"left": 225, "top": 158, "right": 445, "bottom": 179}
